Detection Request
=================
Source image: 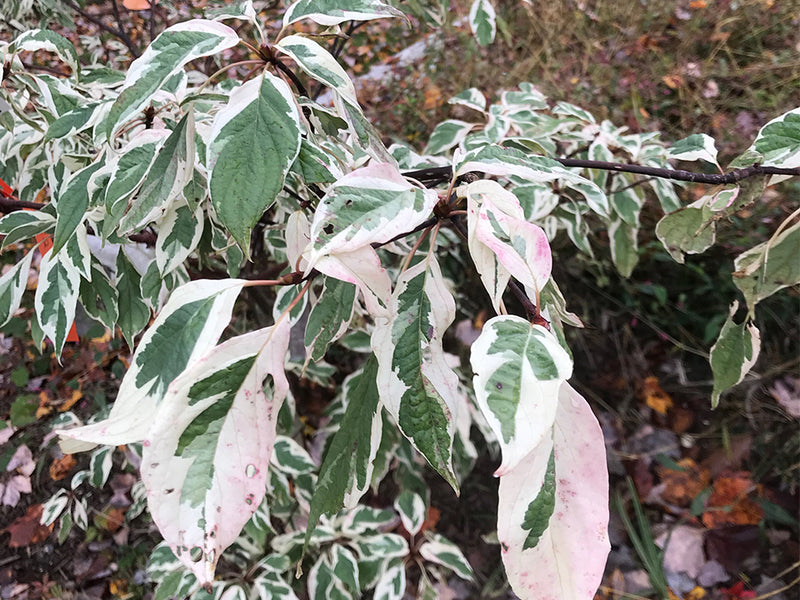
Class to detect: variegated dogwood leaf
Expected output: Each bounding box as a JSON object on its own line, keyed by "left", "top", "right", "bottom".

{"left": 304, "top": 276, "right": 357, "bottom": 363}
{"left": 466, "top": 180, "right": 552, "bottom": 308}
{"left": 276, "top": 35, "right": 359, "bottom": 108}
{"left": 372, "top": 254, "right": 460, "bottom": 491}
{"left": 709, "top": 302, "right": 761, "bottom": 408}
{"left": 469, "top": 0, "right": 496, "bottom": 47}
{"left": 9, "top": 29, "right": 80, "bottom": 80}
{"left": 34, "top": 248, "right": 81, "bottom": 359}
{"left": 115, "top": 250, "right": 151, "bottom": 350}
{"left": 311, "top": 246, "right": 392, "bottom": 317}
{"left": 752, "top": 107, "right": 800, "bottom": 169}
{"left": 304, "top": 358, "right": 383, "bottom": 551}
{"left": 58, "top": 279, "right": 248, "bottom": 451}
{"left": 0, "top": 210, "right": 55, "bottom": 251}
{"left": 52, "top": 158, "right": 106, "bottom": 255}
{"left": 424, "top": 120, "right": 474, "bottom": 156}
{"left": 103, "top": 130, "right": 167, "bottom": 236}
{"left": 207, "top": 73, "right": 301, "bottom": 253}
{"left": 668, "top": 133, "right": 720, "bottom": 167}
{"left": 118, "top": 111, "right": 195, "bottom": 235}
{"left": 305, "top": 163, "right": 439, "bottom": 267}
{"left": 470, "top": 315, "right": 572, "bottom": 476}
{"left": 497, "top": 383, "right": 609, "bottom": 600}
{"left": 283, "top": 0, "right": 404, "bottom": 27}
{"left": 142, "top": 320, "right": 291, "bottom": 584}
{"left": 105, "top": 20, "right": 239, "bottom": 138}
{"left": 418, "top": 532, "right": 475, "bottom": 581}
{"left": 456, "top": 145, "right": 609, "bottom": 217}
{"left": 156, "top": 202, "right": 204, "bottom": 275}
{"left": 0, "top": 249, "right": 35, "bottom": 328}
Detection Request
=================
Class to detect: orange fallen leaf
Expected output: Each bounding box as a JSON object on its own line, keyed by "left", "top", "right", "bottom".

{"left": 59, "top": 389, "right": 83, "bottom": 412}
{"left": 2, "top": 504, "right": 53, "bottom": 547}
{"left": 657, "top": 458, "right": 709, "bottom": 507}
{"left": 702, "top": 471, "right": 764, "bottom": 528}
{"left": 122, "top": 0, "right": 156, "bottom": 9}
{"left": 662, "top": 74, "right": 684, "bottom": 90}
{"left": 685, "top": 586, "right": 706, "bottom": 600}
{"left": 36, "top": 391, "right": 52, "bottom": 419}
{"left": 639, "top": 376, "right": 673, "bottom": 415}
{"left": 49, "top": 454, "right": 77, "bottom": 481}
{"left": 689, "top": 0, "right": 707, "bottom": 8}
{"left": 423, "top": 85, "right": 443, "bottom": 111}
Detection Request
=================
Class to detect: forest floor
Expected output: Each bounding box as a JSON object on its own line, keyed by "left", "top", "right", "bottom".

{"left": 0, "top": 1, "right": 798, "bottom": 599}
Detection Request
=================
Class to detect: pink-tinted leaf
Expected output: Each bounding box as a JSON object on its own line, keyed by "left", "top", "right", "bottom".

{"left": 497, "top": 383, "right": 609, "bottom": 600}
{"left": 141, "top": 321, "right": 291, "bottom": 584}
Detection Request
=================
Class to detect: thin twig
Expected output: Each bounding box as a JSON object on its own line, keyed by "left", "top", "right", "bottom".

{"left": 66, "top": 0, "right": 140, "bottom": 59}
{"left": 403, "top": 161, "right": 800, "bottom": 187}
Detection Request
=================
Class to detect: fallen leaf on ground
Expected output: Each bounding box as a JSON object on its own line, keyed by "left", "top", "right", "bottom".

{"left": 2, "top": 504, "right": 54, "bottom": 547}
{"left": 639, "top": 376, "right": 673, "bottom": 415}
{"left": 49, "top": 454, "right": 77, "bottom": 481}
{"left": 655, "top": 458, "right": 709, "bottom": 507}
{"left": 701, "top": 471, "right": 764, "bottom": 528}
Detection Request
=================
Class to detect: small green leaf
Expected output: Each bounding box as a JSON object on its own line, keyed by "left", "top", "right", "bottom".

{"left": 115, "top": 251, "right": 151, "bottom": 350}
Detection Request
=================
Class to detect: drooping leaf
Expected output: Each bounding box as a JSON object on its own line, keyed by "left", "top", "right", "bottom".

{"left": 52, "top": 159, "right": 105, "bottom": 255}
{"left": 655, "top": 198, "right": 715, "bottom": 264}
{"left": 142, "top": 321, "right": 291, "bottom": 584}
{"left": 496, "top": 383, "right": 610, "bottom": 600}
{"left": 115, "top": 250, "right": 151, "bottom": 350}
{"left": 207, "top": 73, "right": 301, "bottom": 253}
{"left": 372, "top": 560, "right": 405, "bottom": 600}
{"left": 283, "top": 0, "right": 404, "bottom": 26}
{"left": 470, "top": 315, "right": 572, "bottom": 476}
{"left": 469, "top": 0, "right": 496, "bottom": 46}
{"left": 304, "top": 357, "right": 382, "bottom": 549}
{"left": 34, "top": 248, "right": 81, "bottom": 359}
{"left": 0, "top": 250, "right": 34, "bottom": 328}
{"left": 105, "top": 20, "right": 239, "bottom": 138}
{"left": 394, "top": 490, "right": 426, "bottom": 536}
{"left": 732, "top": 218, "right": 800, "bottom": 309}
{"left": 372, "top": 255, "right": 460, "bottom": 490}
{"left": 608, "top": 218, "right": 638, "bottom": 277}
{"left": 304, "top": 276, "right": 357, "bottom": 362}
{"left": 118, "top": 111, "right": 195, "bottom": 235}
{"left": 58, "top": 279, "right": 247, "bottom": 450}
{"left": 466, "top": 180, "right": 552, "bottom": 309}
{"left": 79, "top": 266, "right": 118, "bottom": 330}
{"left": 709, "top": 302, "right": 761, "bottom": 408}
{"left": 156, "top": 203, "right": 204, "bottom": 275}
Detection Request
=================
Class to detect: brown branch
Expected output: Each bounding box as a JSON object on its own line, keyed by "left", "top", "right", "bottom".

{"left": 0, "top": 194, "right": 43, "bottom": 212}
{"left": 403, "top": 161, "right": 800, "bottom": 187}
{"left": 65, "top": 0, "right": 141, "bottom": 59}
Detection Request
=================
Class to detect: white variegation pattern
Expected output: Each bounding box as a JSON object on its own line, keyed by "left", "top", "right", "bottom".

{"left": 58, "top": 279, "right": 248, "bottom": 450}
{"left": 142, "top": 321, "right": 291, "bottom": 584}
{"left": 34, "top": 248, "right": 81, "bottom": 359}
{"left": 283, "top": 0, "right": 404, "bottom": 26}
{"left": 497, "top": 383, "right": 609, "bottom": 600}
{"left": 470, "top": 316, "right": 572, "bottom": 476}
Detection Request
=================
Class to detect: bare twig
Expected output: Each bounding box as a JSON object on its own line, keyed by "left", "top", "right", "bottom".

{"left": 403, "top": 161, "right": 800, "bottom": 187}
{"left": 66, "top": 0, "right": 141, "bottom": 58}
